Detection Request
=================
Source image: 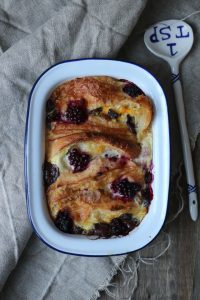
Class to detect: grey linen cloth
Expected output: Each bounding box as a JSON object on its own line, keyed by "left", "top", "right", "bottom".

{"left": 0, "top": 0, "right": 147, "bottom": 298}
{"left": 1, "top": 0, "right": 200, "bottom": 299}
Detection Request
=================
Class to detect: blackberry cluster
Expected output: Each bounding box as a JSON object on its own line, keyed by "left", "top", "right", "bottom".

{"left": 93, "top": 214, "right": 139, "bottom": 237}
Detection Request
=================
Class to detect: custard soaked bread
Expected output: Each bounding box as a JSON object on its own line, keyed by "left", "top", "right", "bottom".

{"left": 43, "top": 76, "right": 153, "bottom": 237}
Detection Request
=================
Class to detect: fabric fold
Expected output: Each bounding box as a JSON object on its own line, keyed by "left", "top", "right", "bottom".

{"left": 1, "top": 234, "right": 126, "bottom": 300}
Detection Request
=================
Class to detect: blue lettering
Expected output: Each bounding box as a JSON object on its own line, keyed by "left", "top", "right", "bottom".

{"left": 150, "top": 26, "right": 159, "bottom": 43}
{"left": 176, "top": 25, "right": 189, "bottom": 38}
{"left": 167, "top": 43, "right": 177, "bottom": 56}
{"left": 159, "top": 26, "right": 171, "bottom": 40}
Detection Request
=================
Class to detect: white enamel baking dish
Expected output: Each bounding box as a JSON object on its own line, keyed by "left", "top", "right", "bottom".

{"left": 24, "top": 59, "right": 170, "bottom": 256}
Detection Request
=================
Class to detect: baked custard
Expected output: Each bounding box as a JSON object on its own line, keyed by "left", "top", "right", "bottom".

{"left": 43, "top": 76, "right": 153, "bottom": 237}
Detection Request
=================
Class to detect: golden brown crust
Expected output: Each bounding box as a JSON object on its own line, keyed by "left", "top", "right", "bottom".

{"left": 47, "top": 131, "right": 141, "bottom": 160}
{"left": 44, "top": 76, "right": 153, "bottom": 235}
{"left": 50, "top": 76, "right": 123, "bottom": 108}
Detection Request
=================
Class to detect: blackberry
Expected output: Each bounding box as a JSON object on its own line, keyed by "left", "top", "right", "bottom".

{"left": 68, "top": 148, "right": 90, "bottom": 172}
{"left": 142, "top": 186, "right": 153, "bottom": 201}
{"left": 110, "top": 218, "right": 126, "bottom": 235}
{"left": 54, "top": 210, "right": 73, "bottom": 233}
{"left": 111, "top": 178, "right": 141, "bottom": 200}
{"left": 108, "top": 109, "right": 120, "bottom": 119}
{"left": 126, "top": 114, "right": 137, "bottom": 134}
{"left": 61, "top": 100, "right": 88, "bottom": 124}
{"left": 123, "top": 83, "right": 144, "bottom": 98}
{"left": 145, "top": 171, "right": 153, "bottom": 184}
{"left": 92, "top": 214, "right": 139, "bottom": 237}
{"left": 43, "top": 161, "right": 60, "bottom": 187}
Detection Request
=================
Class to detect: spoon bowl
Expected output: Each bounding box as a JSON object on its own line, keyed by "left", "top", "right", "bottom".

{"left": 144, "top": 20, "right": 194, "bottom": 68}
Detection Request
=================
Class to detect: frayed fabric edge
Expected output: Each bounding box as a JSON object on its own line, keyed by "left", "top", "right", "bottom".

{"left": 89, "top": 255, "right": 127, "bottom": 300}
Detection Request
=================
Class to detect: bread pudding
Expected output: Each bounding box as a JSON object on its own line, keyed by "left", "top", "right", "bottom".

{"left": 43, "top": 76, "right": 153, "bottom": 237}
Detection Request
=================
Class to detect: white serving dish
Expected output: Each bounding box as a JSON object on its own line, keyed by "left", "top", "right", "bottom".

{"left": 24, "top": 59, "right": 170, "bottom": 256}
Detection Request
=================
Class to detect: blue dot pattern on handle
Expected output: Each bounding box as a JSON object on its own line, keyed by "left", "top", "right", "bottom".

{"left": 187, "top": 184, "right": 197, "bottom": 194}
{"left": 171, "top": 73, "right": 180, "bottom": 84}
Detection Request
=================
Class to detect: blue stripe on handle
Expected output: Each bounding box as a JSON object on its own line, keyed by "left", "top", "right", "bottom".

{"left": 187, "top": 184, "right": 197, "bottom": 194}
{"left": 171, "top": 73, "right": 180, "bottom": 84}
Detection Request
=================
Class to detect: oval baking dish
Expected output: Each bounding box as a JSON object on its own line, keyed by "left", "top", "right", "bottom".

{"left": 24, "top": 59, "right": 170, "bottom": 256}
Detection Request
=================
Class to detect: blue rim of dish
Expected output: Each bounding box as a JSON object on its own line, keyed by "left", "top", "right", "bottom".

{"left": 24, "top": 58, "right": 170, "bottom": 256}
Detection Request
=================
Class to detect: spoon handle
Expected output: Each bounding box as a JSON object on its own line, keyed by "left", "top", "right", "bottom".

{"left": 171, "top": 69, "right": 198, "bottom": 221}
